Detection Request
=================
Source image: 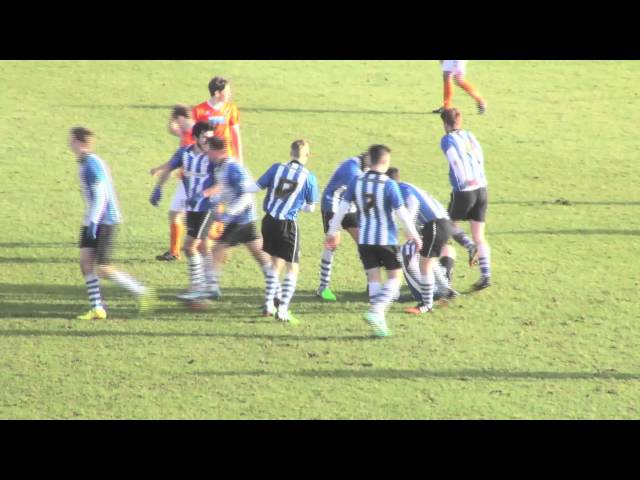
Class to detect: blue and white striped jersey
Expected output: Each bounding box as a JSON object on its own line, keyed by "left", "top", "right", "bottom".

{"left": 399, "top": 182, "right": 449, "bottom": 225}
{"left": 321, "top": 156, "right": 365, "bottom": 213}
{"left": 168, "top": 145, "right": 215, "bottom": 212}
{"left": 213, "top": 158, "right": 256, "bottom": 224}
{"left": 256, "top": 161, "right": 319, "bottom": 221}
{"left": 441, "top": 130, "right": 487, "bottom": 192}
{"left": 343, "top": 171, "right": 405, "bottom": 245}
{"left": 78, "top": 153, "right": 121, "bottom": 226}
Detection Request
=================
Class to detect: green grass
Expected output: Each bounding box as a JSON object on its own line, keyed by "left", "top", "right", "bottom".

{"left": 1, "top": 60, "right": 639, "bottom": 419}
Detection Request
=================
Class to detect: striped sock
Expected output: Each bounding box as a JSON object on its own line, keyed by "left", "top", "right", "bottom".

{"left": 188, "top": 253, "right": 204, "bottom": 291}
{"left": 203, "top": 254, "right": 219, "bottom": 292}
{"left": 372, "top": 278, "right": 400, "bottom": 314}
{"left": 108, "top": 271, "right": 146, "bottom": 296}
{"left": 319, "top": 248, "right": 334, "bottom": 290}
{"left": 433, "top": 264, "right": 450, "bottom": 290}
{"left": 451, "top": 226, "right": 475, "bottom": 251}
{"left": 420, "top": 271, "right": 435, "bottom": 309}
{"left": 85, "top": 273, "right": 103, "bottom": 309}
{"left": 263, "top": 266, "right": 278, "bottom": 307}
{"left": 280, "top": 273, "right": 298, "bottom": 309}
{"left": 478, "top": 244, "right": 491, "bottom": 278}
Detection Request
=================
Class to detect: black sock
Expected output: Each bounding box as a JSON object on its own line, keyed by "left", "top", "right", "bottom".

{"left": 440, "top": 256, "right": 455, "bottom": 283}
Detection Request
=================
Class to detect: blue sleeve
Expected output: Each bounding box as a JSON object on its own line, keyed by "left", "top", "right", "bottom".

{"left": 256, "top": 164, "right": 278, "bottom": 189}
{"left": 305, "top": 174, "right": 319, "bottom": 204}
{"left": 398, "top": 183, "right": 410, "bottom": 203}
{"left": 85, "top": 157, "right": 106, "bottom": 185}
{"left": 346, "top": 161, "right": 362, "bottom": 182}
{"left": 227, "top": 163, "right": 246, "bottom": 195}
{"left": 343, "top": 177, "right": 357, "bottom": 203}
{"left": 440, "top": 135, "right": 453, "bottom": 153}
{"left": 387, "top": 180, "right": 404, "bottom": 209}
{"left": 168, "top": 148, "right": 184, "bottom": 171}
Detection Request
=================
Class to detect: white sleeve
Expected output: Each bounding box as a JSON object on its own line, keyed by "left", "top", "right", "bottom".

{"left": 327, "top": 200, "right": 351, "bottom": 235}
{"left": 405, "top": 194, "right": 420, "bottom": 227}
{"left": 396, "top": 206, "right": 420, "bottom": 240}
{"left": 244, "top": 182, "right": 261, "bottom": 193}
{"left": 445, "top": 146, "right": 467, "bottom": 189}
{"left": 302, "top": 203, "right": 316, "bottom": 213}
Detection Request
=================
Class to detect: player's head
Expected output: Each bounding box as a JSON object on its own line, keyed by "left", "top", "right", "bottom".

{"left": 69, "top": 126, "right": 95, "bottom": 156}
{"left": 172, "top": 104, "right": 192, "bottom": 134}
{"left": 208, "top": 76, "right": 231, "bottom": 103}
{"left": 386, "top": 167, "right": 400, "bottom": 181}
{"left": 441, "top": 108, "right": 462, "bottom": 133}
{"left": 192, "top": 121, "right": 214, "bottom": 150}
{"left": 358, "top": 152, "right": 371, "bottom": 171}
{"left": 368, "top": 144, "right": 391, "bottom": 171}
{"left": 205, "top": 136, "right": 227, "bottom": 163}
{"left": 290, "top": 139, "right": 310, "bottom": 164}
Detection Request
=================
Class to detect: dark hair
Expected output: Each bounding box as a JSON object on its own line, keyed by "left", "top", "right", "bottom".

{"left": 368, "top": 144, "right": 391, "bottom": 166}
{"left": 192, "top": 121, "right": 213, "bottom": 138}
{"left": 441, "top": 108, "right": 462, "bottom": 128}
{"left": 386, "top": 167, "right": 399, "bottom": 180}
{"left": 171, "top": 104, "right": 190, "bottom": 119}
{"left": 208, "top": 76, "right": 228, "bottom": 96}
{"left": 206, "top": 136, "right": 226, "bottom": 151}
{"left": 70, "top": 126, "right": 94, "bottom": 144}
{"left": 290, "top": 139, "right": 308, "bottom": 158}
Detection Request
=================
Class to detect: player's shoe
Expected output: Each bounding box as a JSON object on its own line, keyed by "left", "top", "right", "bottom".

{"left": 276, "top": 308, "right": 300, "bottom": 325}
{"left": 156, "top": 251, "right": 179, "bottom": 261}
{"left": 432, "top": 107, "right": 445, "bottom": 114}
{"left": 76, "top": 306, "right": 107, "bottom": 320}
{"left": 138, "top": 287, "right": 157, "bottom": 315}
{"left": 443, "top": 287, "right": 459, "bottom": 300}
{"left": 316, "top": 287, "right": 337, "bottom": 302}
{"left": 405, "top": 304, "right": 433, "bottom": 315}
{"left": 468, "top": 244, "right": 479, "bottom": 267}
{"left": 176, "top": 290, "right": 210, "bottom": 301}
{"left": 472, "top": 277, "right": 492, "bottom": 291}
{"left": 478, "top": 102, "right": 487, "bottom": 115}
{"left": 262, "top": 302, "right": 277, "bottom": 317}
{"left": 204, "top": 287, "right": 221, "bottom": 300}
{"left": 363, "top": 312, "right": 391, "bottom": 338}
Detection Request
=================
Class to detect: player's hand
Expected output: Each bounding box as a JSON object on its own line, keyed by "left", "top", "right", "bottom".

{"left": 87, "top": 221, "right": 98, "bottom": 240}
{"left": 150, "top": 167, "right": 160, "bottom": 176}
{"left": 188, "top": 194, "right": 203, "bottom": 210}
{"left": 325, "top": 232, "right": 341, "bottom": 251}
{"left": 150, "top": 186, "right": 162, "bottom": 206}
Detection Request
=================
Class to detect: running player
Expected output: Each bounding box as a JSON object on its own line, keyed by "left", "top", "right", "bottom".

{"left": 440, "top": 108, "right": 492, "bottom": 290}
{"left": 432, "top": 61, "right": 487, "bottom": 115}
{"left": 149, "top": 121, "right": 218, "bottom": 300}
{"left": 316, "top": 152, "right": 370, "bottom": 302}
{"left": 325, "top": 145, "right": 422, "bottom": 338}
{"left": 247, "top": 140, "right": 319, "bottom": 324}
{"left": 385, "top": 167, "right": 457, "bottom": 314}
{"left": 70, "top": 127, "right": 155, "bottom": 320}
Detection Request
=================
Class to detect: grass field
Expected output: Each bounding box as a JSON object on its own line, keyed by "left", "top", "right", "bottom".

{"left": 1, "top": 60, "right": 639, "bottom": 419}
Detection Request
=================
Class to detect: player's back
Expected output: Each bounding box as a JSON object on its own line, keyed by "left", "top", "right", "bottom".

{"left": 214, "top": 158, "right": 256, "bottom": 224}
{"left": 258, "top": 161, "right": 318, "bottom": 221}
{"left": 175, "top": 145, "right": 214, "bottom": 211}
{"left": 441, "top": 130, "right": 487, "bottom": 192}
{"left": 79, "top": 153, "right": 121, "bottom": 225}
{"left": 347, "top": 171, "right": 404, "bottom": 246}
{"left": 399, "top": 182, "right": 449, "bottom": 224}
{"left": 322, "top": 157, "right": 363, "bottom": 213}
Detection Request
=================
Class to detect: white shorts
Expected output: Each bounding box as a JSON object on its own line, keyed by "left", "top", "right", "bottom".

{"left": 170, "top": 182, "right": 187, "bottom": 212}
{"left": 442, "top": 60, "right": 468, "bottom": 75}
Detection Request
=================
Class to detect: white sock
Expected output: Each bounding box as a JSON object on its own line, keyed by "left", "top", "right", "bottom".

{"left": 108, "top": 270, "right": 146, "bottom": 296}
{"left": 372, "top": 278, "right": 400, "bottom": 314}
{"left": 368, "top": 282, "right": 381, "bottom": 303}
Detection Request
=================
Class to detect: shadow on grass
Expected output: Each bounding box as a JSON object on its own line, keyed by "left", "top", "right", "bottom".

{"left": 493, "top": 200, "right": 640, "bottom": 206}
{"left": 194, "top": 368, "right": 640, "bottom": 381}
{"left": 492, "top": 229, "right": 640, "bottom": 236}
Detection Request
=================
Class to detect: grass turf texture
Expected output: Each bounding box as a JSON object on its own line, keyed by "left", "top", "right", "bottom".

{"left": 1, "top": 60, "right": 639, "bottom": 419}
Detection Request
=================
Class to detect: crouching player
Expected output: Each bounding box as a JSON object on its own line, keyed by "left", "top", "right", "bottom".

{"left": 386, "top": 167, "right": 457, "bottom": 313}
{"left": 71, "top": 127, "right": 155, "bottom": 320}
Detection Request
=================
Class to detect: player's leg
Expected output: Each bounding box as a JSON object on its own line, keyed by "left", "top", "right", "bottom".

{"left": 400, "top": 242, "right": 423, "bottom": 304}
{"left": 469, "top": 187, "right": 491, "bottom": 290}
{"left": 440, "top": 243, "right": 457, "bottom": 283}
{"left": 264, "top": 256, "right": 284, "bottom": 316}
{"left": 448, "top": 191, "right": 478, "bottom": 265}
{"left": 453, "top": 72, "right": 486, "bottom": 114}
{"left": 364, "top": 246, "right": 401, "bottom": 337}
{"left": 433, "top": 70, "right": 454, "bottom": 113}
{"left": 275, "top": 220, "right": 301, "bottom": 324}
{"left": 158, "top": 183, "right": 187, "bottom": 261}
{"left": 202, "top": 237, "right": 222, "bottom": 298}
{"left": 77, "top": 228, "right": 106, "bottom": 319}
{"left": 178, "top": 211, "right": 211, "bottom": 299}
{"left": 317, "top": 211, "right": 338, "bottom": 301}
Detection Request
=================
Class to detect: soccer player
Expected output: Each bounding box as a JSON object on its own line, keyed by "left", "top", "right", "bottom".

{"left": 316, "top": 152, "right": 370, "bottom": 302}
{"left": 325, "top": 145, "right": 422, "bottom": 338}
{"left": 247, "top": 140, "right": 319, "bottom": 324}
{"left": 192, "top": 76, "right": 243, "bottom": 164}
{"left": 193, "top": 136, "right": 273, "bottom": 300}
{"left": 386, "top": 167, "right": 457, "bottom": 314}
{"left": 149, "top": 121, "right": 218, "bottom": 300}
{"left": 150, "top": 104, "right": 195, "bottom": 261}
{"left": 440, "top": 108, "right": 492, "bottom": 290}
{"left": 432, "top": 61, "right": 487, "bottom": 115}
{"left": 70, "top": 127, "right": 155, "bottom": 320}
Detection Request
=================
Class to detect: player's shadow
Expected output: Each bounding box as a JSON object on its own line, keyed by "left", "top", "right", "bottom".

{"left": 492, "top": 200, "right": 640, "bottom": 206}
{"left": 195, "top": 368, "right": 640, "bottom": 381}
{"left": 492, "top": 229, "right": 640, "bottom": 236}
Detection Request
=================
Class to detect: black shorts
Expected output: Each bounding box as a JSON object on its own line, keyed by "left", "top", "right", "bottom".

{"left": 219, "top": 221, "right": 260, "bottom": 247}
{"left": 186, "top": 211, "right": 215, "bottom": 240}
{"left": 420, "top": 218, "right": 453, "bottom": 258}
{"left": 261, "top": 214, "right": 300, "bottom": 263}
{"left": 357, "top": 245, "right": 402, "bottom": 271}
{"left": 448, "top": 187, "right": 488, "bottom": 222}
{"left": 78, "top": 224, "right": 117, "bottom": 265}
{"left": 321, "top": 210, "right": 359, "bottom": 234}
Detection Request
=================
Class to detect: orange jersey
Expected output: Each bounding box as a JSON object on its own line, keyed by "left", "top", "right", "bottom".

{"left": 191, "top": 101, "right": 240, "bottom": 157}
{"left": 180, "top": 131, "right": 194, "bottom": 147}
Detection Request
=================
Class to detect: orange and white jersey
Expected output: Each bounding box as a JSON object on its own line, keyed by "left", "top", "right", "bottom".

{"left": 442, "top": 60, "right": 468, "bottom": 75}
{"left": 191, "top": 101, "right": 240, "bottom": 157}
